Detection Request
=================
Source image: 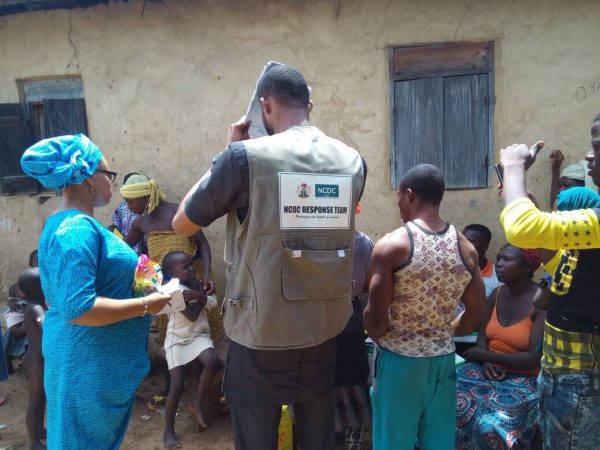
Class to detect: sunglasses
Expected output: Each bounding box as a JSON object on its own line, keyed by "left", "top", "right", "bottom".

{"left": 98, "top": 169, "right": 118, "bottom": 183}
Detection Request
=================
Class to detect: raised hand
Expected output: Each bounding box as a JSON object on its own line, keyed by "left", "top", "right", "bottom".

{"left": 227, "top": 116, "right": 251, "bottom": 144}
{"left": 549, "top": 149, "right": 565, "bottom": 171}
{"left": 500, "top": 141, "right": 544, "bottom": 170}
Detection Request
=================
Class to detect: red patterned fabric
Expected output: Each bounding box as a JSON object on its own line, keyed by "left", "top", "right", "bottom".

{"left": 522, "top": 248, "right": 542, "bottom": 272}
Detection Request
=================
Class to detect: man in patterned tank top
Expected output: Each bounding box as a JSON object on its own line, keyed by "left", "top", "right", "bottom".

{"left": 364, "top": 164, "right": 486, "bottom": 450}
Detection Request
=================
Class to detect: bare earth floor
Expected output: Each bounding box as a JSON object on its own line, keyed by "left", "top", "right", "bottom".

{"left": 0, "top": 368, "right": 236, "bottom": 450}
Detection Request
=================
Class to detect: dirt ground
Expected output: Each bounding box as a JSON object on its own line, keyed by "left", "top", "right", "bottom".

{"left": 0, "top": 354, "right": 235, "bottom": 450}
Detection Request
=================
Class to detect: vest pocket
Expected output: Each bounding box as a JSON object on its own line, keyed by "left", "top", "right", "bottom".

{"left": 282, "top": 245, "right": 351, "bottom": 300}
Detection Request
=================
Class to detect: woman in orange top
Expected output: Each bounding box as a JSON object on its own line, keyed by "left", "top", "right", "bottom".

{"left": 456, "top": 244, "right": 546, "bottom": 449}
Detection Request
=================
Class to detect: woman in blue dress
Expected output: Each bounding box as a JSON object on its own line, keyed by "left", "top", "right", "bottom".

{"left": 21, "top": 135, "right": 172, "bottom": 449}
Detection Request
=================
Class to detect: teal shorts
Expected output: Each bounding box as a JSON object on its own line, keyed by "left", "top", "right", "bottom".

{"left": 370, "top": 349, "right": 456, "bottom": 450}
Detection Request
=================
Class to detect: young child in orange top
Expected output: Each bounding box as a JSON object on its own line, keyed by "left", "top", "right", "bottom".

{"left": 462, "top": 224, "right": 501, "bottom": 297}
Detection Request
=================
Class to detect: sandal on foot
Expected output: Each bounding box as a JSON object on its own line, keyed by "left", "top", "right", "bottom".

{"left": 148, "top": 395, "right": 167, "bottom": 409}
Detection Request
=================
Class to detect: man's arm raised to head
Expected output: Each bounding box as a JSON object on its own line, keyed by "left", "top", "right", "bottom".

{"left": 172, "top": 176, "right": 205, "bottom": 237}
{"left": 364, "top": 229, "right": 409, "bottom": 343}
{"left": 454, "top": 232, "right": 487, "bottom": 336}
{"left": 501, "top": 144, "right": 531, "bottom": 207}
{"left": 500, "top": 143, "right": 600, "bottom": 250}
{"left": 173, "top": 118, "right": 251, "bottom": 237}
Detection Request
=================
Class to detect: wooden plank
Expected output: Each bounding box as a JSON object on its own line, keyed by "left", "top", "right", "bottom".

{"left": 0, "top": 103, "right": 23, "bottom": 119}
{"left": 392, "top": 77, "right": 443, "bottom": 187}
{"left": 43, "top": 98, "right": 88, "bottom": 138}
{"left": 393, "top": 41, "right": 492, "bottom": 80}
{"left": 0, "top": 103, "right": 38, "bottom": 195}
{"left": 443, "top": 74, "right": 489, "bottom": 188}
{"left": 23, "top": 78, "right": 84, "bottom": 103}
{"left": 0, "top": 0, "right": 107, "bottom": 17}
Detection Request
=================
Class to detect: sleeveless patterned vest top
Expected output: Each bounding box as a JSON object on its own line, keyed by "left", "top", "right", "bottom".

{"left": 379, "top": 221, "right": 473, "bottom": 357}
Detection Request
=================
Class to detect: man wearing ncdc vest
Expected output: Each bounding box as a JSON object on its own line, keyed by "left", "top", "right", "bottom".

{"left": 173, "top": 64, "right": 366, "bottom": 450}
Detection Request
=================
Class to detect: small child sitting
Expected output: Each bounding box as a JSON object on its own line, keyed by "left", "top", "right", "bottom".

{"left": 161, "top": 251, "right": 218, "bottom": 450}
{"left": 19, "top": 267, "right": 47, "bottom": 450}
{"left": 3, "top": 283, "right": 28, "bottom": 373}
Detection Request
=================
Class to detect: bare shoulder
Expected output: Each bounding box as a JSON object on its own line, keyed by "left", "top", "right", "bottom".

{"left": 372, "top": 227, "right": 410, "bottom": 268}
{"left": 164, "top": 201, "right": 180, "bottom": 214}
{"left": 456, "top": 230, "right": 479, "bottom": 273}
{"left": 23, "top": 304, "right": 44, "bottom": 329}
{"left": 131, "top": 214, "right": 146, "bottom": 228}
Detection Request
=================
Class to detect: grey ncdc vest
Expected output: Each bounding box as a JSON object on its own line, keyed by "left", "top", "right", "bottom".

{"left": 223, "top": 125, "right": 365, "bottom": 350}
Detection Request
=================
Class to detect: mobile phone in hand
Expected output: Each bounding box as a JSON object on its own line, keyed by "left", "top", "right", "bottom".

{"left": 495, "top": 141, "right": 543, "bottom": 185}
{"left": 530, "top": 141, "right": 544, "bottom": 158}
{"left": 494, "top": 164, "right": 504, "bottom": 184}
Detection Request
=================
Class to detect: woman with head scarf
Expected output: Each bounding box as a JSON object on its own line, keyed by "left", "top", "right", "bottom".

{"left": 110, "top": 172, "right": 146, "bottom": 255}
{"left": 456, "top": 245, "right": 546, "bottom": 449}
{"left": 21, "top": 134, "right": 171, "bottom": 450}
{"left": 119, "top": 175, "right": 219, "bottom": 342}
{"left": 548, "top": 149, "right": 596, "bottom": 209}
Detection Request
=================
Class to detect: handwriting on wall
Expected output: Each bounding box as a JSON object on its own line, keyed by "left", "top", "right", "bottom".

{"left": 575, "top": 79, "right": 600, "bottom": 103}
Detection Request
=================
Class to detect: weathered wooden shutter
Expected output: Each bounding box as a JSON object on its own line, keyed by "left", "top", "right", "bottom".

{"left": 443, "top": 74, "right": 489, "bottom": 188}
{"left": 392, "top": 74, "right": 490, "bottom": 189}
{"left": 0, "top": 103, "right": 38, "bottom": 195}
{"left": 390, "top": 41, "right": 494, "bottom": 189}
{"left": 392, "top": 77, "right": 443, "bottom": 187}
{"left": 43, "top": 98, "right": 88, "bottom": 137}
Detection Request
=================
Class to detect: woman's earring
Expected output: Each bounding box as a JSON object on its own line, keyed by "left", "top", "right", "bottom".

{"left": 90, "top": 185, "right": 97, "bottom": 195}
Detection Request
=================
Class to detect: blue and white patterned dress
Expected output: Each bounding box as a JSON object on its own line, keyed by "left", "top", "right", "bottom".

{"left": 456, "top": 363, "right": 538, "bottom": 449}
{"left": 39, "top": 210, "right": 151, "bottom": 449}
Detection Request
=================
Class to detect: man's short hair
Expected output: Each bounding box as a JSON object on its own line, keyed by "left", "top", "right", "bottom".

{"left": 399, "top": 164, "right": 445, "bottom": 205}
{"left": 256, "top": 64, "right": 310, "bottom": 109}
{"left": 463, "top": 224, "right": 492, "bottom": 245}
{"left": 594, "top": 112, "right": 600, "bottom": 123}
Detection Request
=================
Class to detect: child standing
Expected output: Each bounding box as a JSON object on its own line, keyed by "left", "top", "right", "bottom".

{"left": 161, "top": 251, "right": 218, "bottom": 450}
{"left": 3, "top": 283, "right": 28, "bottom": 373}
{"left": 334, "top": 229, "right": 374, "bottom": 449}
{"left": 19, "top": 267, "right": 47, "bottom": 450}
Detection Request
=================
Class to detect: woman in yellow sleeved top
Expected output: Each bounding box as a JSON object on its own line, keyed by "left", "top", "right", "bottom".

{"left": 119, "top": 175, "right": 222, "bottom": 343}
{"left": 498, "top": 115, "right": 600, "bottom": 450}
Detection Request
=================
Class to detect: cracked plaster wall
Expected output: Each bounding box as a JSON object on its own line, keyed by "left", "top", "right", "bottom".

{"left": 0, "top": 0, "right": 599, "bottom": 296}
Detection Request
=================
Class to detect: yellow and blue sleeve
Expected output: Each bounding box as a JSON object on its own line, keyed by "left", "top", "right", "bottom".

{"left": 499, "top": 198, "right": 600, "bottom": 250}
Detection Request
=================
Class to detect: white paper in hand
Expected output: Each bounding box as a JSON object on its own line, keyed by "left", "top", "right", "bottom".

{"left": 245, "top": 61, "right": 282, "bottom": 138}
{"left": 156, "top": 278, "right": 186, "bottom": 315}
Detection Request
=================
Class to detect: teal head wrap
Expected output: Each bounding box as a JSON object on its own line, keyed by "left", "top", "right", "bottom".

{"left": 556, "top": 186, "right": 600, "bottom": 211}
{"left": 20, "top": 134, "right": 103, "bottom": 189}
